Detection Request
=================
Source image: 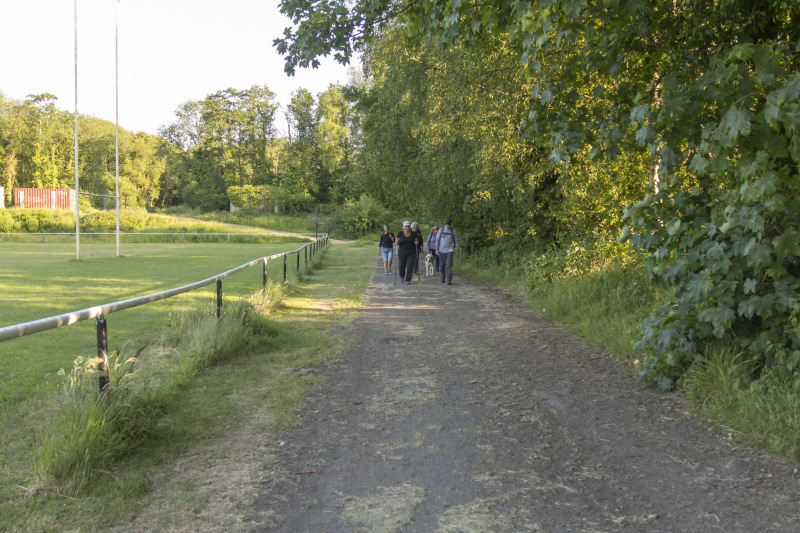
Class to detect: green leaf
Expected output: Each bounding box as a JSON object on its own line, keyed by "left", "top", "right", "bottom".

{"left": 688, "top": 154, "right": 709, "bottom": 176}
{"left": 743, "top": 278, "right": 758, "bottom": 294}
{"left": 630, "top": 104, "right": 649, "bottom": 124}
{"left": 720, "top": 105, "right": 754, "bottom": 139}
{"left": 773, "top": 228, "right": 800, "bottom": 259}
{"left": 636, "top": 125, "right": 655, "bottom": 146}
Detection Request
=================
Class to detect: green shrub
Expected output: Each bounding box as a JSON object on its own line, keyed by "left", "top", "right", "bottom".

{"left": 17, "top": 211, "right": 42, "bottom": 232}
{"left": 524, "top": 233, "right": 641, "bottom": 293}
{"left": 181, "top": 182, "right": 202, "bottom": 209}
{"left": 81, "top": 210, "right": 117, "bottom": 232}
{"left": 0, "top": 209, "right": 20, "bottom": 232}
{"left": 331, "top": 195, "right": 387, "bottom": 238}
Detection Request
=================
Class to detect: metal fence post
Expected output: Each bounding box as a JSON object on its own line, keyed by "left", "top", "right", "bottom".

{"left": 283, "top": 254, "right": 287, "bottom": 282}
{"left": 296, "top": 251, "right": 300, "bottom": 272}
{"left": 263, "top": 258, "right": 268, "bottom": 289}
{"left": 216, "top": 280, "right": 222, "bottom": 319}
{"left": 304, "top": 246, "right": 307, "bottom": 269}
{"left": 96, "top": 316, "right": 109, "bottom": 393}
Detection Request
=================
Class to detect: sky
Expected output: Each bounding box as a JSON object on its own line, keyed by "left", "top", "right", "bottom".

{"left": 0, "top": 0, "right": 355, "bottom": 136}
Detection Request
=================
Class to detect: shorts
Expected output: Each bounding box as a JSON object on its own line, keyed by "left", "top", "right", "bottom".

{"left": 381, "top": 247, "right": 393, "bottom": 262}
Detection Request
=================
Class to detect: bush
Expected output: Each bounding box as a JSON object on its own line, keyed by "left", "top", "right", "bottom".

{"left": 182, "top": 182, "right": 202, "bottom": 209}
{"left": 0, "top": 209, "right": 20, "bottom": 232}
{"left": 331, "top": 195, "right": 387, "bottom": 238}
{"left": 524, "top": 233, "right": 641, "bottom": 293}
{"left": 81, "top": 210, "right": 117, "bottom": 232}
{"left": 18, "top": 211, "right": 41, "bottom": 232}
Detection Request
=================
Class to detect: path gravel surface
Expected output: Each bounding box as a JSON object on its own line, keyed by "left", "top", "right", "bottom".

{"left": 249, "top": 258, "right": 800, "bottom": 532}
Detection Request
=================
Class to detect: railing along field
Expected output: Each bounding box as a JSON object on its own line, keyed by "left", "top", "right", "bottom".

{"left": 0, "top": 235, "right": 329, "bottom": 391}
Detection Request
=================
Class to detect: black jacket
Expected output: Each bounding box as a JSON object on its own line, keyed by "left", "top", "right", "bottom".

{"left": 396, "top": 232, "right": 418, "bottom": 255}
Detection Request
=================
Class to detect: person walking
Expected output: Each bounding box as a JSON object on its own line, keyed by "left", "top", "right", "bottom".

{"left": 378, "top": 224, "right": 395, "bottom": 276}
{"left": 396, "top": 221, "right": 419, "bottom": 285}
{"left": 426, "top": 225, "right": 440, "bottom": 272}
{"left": 410, "top": 222, "right": 423, "bottom": 275}
{"left": 435, "top": 217, "right": 460, "bottom": 285}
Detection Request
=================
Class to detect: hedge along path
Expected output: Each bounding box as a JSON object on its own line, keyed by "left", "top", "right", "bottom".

{"left": 250, "top": 258, "right": 800, "bottom": 532}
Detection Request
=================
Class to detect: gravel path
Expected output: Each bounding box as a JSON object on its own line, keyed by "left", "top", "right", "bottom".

{"left": 249, "top": 258, "right": 800, "bottom": 532}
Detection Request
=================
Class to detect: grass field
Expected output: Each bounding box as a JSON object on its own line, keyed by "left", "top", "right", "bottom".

{"left": 0, "top": 241, "right": 315, "bottom": 408}
{"left": 0, "top": 238, "right": 375, "bottom": 531}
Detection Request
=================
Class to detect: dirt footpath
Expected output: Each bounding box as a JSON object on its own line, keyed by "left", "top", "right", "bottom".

{"left": 249, "top": 260, "right": 800, "bottom": 532}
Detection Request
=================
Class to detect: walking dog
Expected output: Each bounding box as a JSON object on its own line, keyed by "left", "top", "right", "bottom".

{"left": 424, "top": 253, "right": 435, "bottom": 276}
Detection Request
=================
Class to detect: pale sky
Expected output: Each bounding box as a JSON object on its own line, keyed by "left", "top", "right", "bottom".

{"left": 0, "top": 0, "right": 355, "bottom": 135}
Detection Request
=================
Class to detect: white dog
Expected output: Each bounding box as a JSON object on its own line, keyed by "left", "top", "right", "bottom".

{"left": 425, "top": 253, "right": 435, "bottom": 276}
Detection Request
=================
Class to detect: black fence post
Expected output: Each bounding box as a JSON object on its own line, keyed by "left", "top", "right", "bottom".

{"left": 304, "top": 246, "right": 308, "bottom": 269}
{"left": 216, "top": 280, "right": 222, "bottom": 319}
{"left": 283, "top": 254, "right": 287, "bottom": 282}
{"left": 263, "top": 259, "right": 268, "bottom": 289}
{"left": 296, "top": 251, "right": 300, "bottom": 272}
{"left": 96, "top": 316, "right": 109, "bottom": 393}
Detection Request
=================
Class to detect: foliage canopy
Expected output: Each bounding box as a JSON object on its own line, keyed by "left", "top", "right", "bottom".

{"left": 276, "top": 0, "right": 800, "bottom": 388}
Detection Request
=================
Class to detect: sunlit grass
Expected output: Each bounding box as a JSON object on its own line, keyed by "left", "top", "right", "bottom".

{"left": 0, "top": 242, "right": 309, "bottom": 407}
{"left": 0, "top": 240, "right": 375, "bottom": 531}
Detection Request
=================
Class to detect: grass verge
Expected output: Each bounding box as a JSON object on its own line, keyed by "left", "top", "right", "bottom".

{"left": 460, "top": 252, "right": 800, "bottom": 464}
{"left": 459, "top": 255, "right": 668, "bottom": 360}
{"left": 0, "top": 240, "right": 375, "bottom": 531}
{"left": 683, "top": 348, "right": 800, "bottom": 462}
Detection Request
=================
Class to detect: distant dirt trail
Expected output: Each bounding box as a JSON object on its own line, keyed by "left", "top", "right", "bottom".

{"left": 249, "top": 258, "right": 800, "bottom": 532}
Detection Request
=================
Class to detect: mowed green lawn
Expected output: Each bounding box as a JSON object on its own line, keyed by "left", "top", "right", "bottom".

{"left": 0, "top": 241, "right": 311, "bottom": 408}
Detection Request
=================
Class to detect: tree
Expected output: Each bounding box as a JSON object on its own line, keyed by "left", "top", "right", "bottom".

{"left": 275, "top": 0, "right": 800, "bottom": 388}
{"left": 282, "top": 89, "right": 321, "bottom": 202}
{"left": 159, "top": 85, "right": 280, "bottom": 211}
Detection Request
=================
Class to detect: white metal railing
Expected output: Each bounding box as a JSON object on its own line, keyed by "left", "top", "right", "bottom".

{"left": 0, "top": 234, "right": 329, "bottom": 389}
{"left": 0, "top": 232, "right": 317, "bottom": 238}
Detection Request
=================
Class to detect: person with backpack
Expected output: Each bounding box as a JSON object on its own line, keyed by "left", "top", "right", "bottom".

{"left": 435, "top": 217, "right": 460, "bottom": 285}
{"left": 378, "top": 224, "right": 395, "bottom": 275}
{"left": 426, "top": 225, "right": 440, "bottom": 272}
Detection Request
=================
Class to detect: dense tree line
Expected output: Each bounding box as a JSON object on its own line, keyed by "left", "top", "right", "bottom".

{"left": 1, "top": 84, "right": 362, "bottom": 213}
{"left": 0, "top": 92, "right": 166, "bottom": 208}
{"left": 158, "top": 84, "right": 363, "bottom": 212}
{"left": 276, "top": 0, "right": 800, "bottom": 388}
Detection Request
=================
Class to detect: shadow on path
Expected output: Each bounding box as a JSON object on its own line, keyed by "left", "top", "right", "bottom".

{"left": 250, "top": 258, "right": 800, "bottom": 532}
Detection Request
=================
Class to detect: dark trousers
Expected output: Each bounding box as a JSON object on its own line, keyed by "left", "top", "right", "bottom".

{"left": 398, "top": 251, "right": 415, "bottom": 282}
{"left": 440, "top": 251, "right": 455, "bottom": 283}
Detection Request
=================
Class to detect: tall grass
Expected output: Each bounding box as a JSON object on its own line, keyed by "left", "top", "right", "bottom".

{"left": 0, "top": 207, "right": 312, "bottom": 244}
{"left": 533, "top": 260, "right": 669, "bottom": 359}
{"left": 34, "top": 284, "right": 286, "bottom": 492}
{"left": 463, "top": 245, "right": 800, "bottom": 463}
{"left": 175, "top": 207, "right": 318, "bottom": 234}
{"left": 460, "top": 252, "right": 668, "bottom": 360}
{"left": 683, "top": 348, "right": 800, "bottom": 461}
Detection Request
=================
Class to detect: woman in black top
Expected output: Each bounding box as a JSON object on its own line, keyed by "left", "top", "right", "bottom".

{"left": 378, "top": 225, "right": 395, "bottom": 275}
{"left": 396, "top": 221, "right": 419, "bottom": 285}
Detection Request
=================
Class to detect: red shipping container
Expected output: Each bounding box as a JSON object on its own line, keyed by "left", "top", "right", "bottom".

{"left": 13, "top": 188, "right": 76, "bottom": 211}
